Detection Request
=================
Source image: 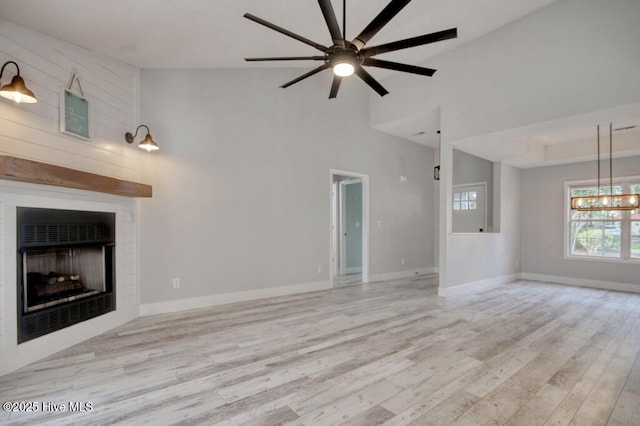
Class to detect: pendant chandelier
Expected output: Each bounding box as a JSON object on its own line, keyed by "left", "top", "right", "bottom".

{"left": 570, "top": 123, "right": 639, "bottom": 211}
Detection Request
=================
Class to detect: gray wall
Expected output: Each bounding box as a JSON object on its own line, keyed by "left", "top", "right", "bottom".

{"left": 444, "top": 162, "right": 522, "bottom": 288}
{"left": 452, "top": 149, "right": 494, "bottom": 231}
{"left": 345, "top": 182, "right": 363, "bottom": 269}
{"left": 383, "top": 0, "right": 640, "bottom": 290}
{"left": 521, "top": 155, "right": 640, "bottom": 285}
{"left": 139, "top": 68, "right": 435, "bottom": 304}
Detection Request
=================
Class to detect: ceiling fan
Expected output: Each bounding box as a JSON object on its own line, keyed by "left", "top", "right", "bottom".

{"left": 244, "top": 0, "right": 457, "bottom": 99}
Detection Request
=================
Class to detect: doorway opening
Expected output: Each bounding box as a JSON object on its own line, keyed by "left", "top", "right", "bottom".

{"left": 330, "top": 170, "right": 369, "bottom": 287}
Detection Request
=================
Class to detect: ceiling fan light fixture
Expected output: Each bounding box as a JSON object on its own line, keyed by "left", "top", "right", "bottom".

{"left": 244, "top": 0, "right": 457, "bottom": 98}
{"left": 333, "top": 62, "right": 354, "bottom": 77}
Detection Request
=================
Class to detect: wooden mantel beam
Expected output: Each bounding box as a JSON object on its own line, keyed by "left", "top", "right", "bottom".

{"left": 0, "top": 155, "right": 152, "bottom": 198}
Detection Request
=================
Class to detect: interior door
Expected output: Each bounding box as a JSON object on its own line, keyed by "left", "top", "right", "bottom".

{"left": 452, "top": 184, "right": 487, "bottom": 232}
{"left": 344, "top": 181, "right": 363, "bottom": 273}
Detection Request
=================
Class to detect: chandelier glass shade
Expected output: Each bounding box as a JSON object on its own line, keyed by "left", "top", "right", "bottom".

{"left": 570, "top": 194, "right": 638, "bottom": 211}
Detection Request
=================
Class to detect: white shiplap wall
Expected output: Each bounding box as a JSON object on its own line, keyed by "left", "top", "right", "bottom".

{"left": 0, "top": 19, "right": 143, "bottom": 374}
{"left": 0, "top": 182, "right": 140, "bottom": 375}
{"left": 0, "top": 18, "right": 142, "bottom": 180}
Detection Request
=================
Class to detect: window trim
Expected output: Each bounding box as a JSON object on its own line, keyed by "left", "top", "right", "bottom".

{"left": 564, "top": 176, "right": 640, "bottom": 263}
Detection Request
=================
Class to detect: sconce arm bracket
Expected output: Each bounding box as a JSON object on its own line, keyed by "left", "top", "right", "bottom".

{"left": 0, "top": 61, "right": 19, "bottom": 79}
{"left": 125, "top": 124, "right": 150, "bottom": 144}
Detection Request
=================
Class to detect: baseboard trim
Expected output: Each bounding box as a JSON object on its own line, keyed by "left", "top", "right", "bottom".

{"left": 139, "top": 280, "right": 332, "bottom": 317}
{"left": 438, "top": 273, "right": 520, "bottom": 297}
{"left": 369, "top": 267, "right": 436, "bottom": 283}
{"left": 521, "top": 273, "right": 640, "bottom": 294}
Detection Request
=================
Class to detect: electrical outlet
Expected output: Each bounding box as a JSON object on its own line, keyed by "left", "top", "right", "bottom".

{"left": 401, "top": 258, "right": 405, "bottom": 265}
{"left": 317, "top": 265, "right": 323, "bottom": 274}
{"left": 172, "top": 278, "right": 181, "bottom": 289}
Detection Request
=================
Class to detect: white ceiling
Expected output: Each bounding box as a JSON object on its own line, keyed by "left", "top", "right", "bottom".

{"left": 2, "top": 0, "right": 638, "bottom": 168}
{"left": 452, "top": 103, "right": 640, "bottom": 168}
{"left": 0, "top": 0, "right": 558, "bottom": 69}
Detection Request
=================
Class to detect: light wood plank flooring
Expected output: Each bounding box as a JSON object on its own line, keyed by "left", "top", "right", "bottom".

{"left": 333, "top": 273, "right": 363, "bottom": 288}
{"left": 2, "top": 275, "right": 640, "bottom": 425}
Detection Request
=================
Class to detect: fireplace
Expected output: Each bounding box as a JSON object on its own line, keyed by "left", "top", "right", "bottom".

{"left": 17, "top": 207, "right": 115, "bottom": 343}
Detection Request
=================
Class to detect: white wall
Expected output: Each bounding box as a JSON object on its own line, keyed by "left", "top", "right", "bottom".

{"left": 0, "top": 182, "right": 139, "bottom": 375}
{"left": 521, "top": 156, "right": 640, "bottom": 287}
{"left": 0, "top": 18, "right": 143, "bottom": 180}
{"left": 0, "top": 19, "right": 143, "bottom": 375}
{"left": 139, "top": 69, "right": 436, "bottom": 308}
{"left": 371, "top": 0, "right": 640, "bottom": 142}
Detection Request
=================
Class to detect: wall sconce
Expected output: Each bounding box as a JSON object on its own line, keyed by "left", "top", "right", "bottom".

{"left": 433, "top": 130, "right": 441, "bottom": 181}
{"left": 0, "top": 61, "right": 37, "bottom": 104}
{"left": 125, "top": 125, "right": 159, "bottom": 152}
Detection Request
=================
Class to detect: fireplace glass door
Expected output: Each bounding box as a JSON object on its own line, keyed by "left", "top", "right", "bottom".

{"left": 23, "top": 246, "right": 108, "bottom": 312}
{"left": 17, "top": 207, "right": 116, "bottom": 343}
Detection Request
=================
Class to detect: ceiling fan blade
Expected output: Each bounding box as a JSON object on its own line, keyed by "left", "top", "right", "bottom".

{"left": 318, "top": 0, "right": 345, "bottom": 47}
{"left": 280, "top": 64, "right": 331, "bottom": 89}
{"left": 354, "top": 66, "right": 389, "bottom": 97}
{"left": 245, "top": 56, "right": 325, "bottom": 62}
{"left": 363, "top": 58, "right": 436, "bottom": 76}
{"left": 244, "top": 13, "right": 328, "bottom": 52}
{"left": 329, "top": 75, "right": 342, "bottom": 99}
{"left": 362, "top": 28, "right": 457, "bottom": 57}
{"left": 352, "top": 0, "right": 412, "bottom": 50}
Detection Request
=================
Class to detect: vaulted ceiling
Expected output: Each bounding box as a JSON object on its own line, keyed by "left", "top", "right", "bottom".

{"left": 2, "top": 0, "right": 638, "bottom": 168}
{"left": 0, "top": 0, "right": 558, "bottom": 69}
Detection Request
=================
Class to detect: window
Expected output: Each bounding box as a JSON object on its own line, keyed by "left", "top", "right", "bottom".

{"left": 567, "top": 179, "right": 640, "bottom": 261}
{"left": 453, "top": 190, "right": 477, "bottom": 211}
{"left": 632, "top": 183, "right": 640, "bottom": 259}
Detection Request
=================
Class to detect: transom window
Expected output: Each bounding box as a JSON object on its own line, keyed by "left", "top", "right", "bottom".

{"left": 453, "top": 191, "right": 477, "bottom": 211}
{"left": 567, "top": 179, "right": 640, "bottom": 261}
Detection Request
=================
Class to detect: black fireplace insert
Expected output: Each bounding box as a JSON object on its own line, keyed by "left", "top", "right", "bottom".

{"left": 17, "top": 207, "right": 116, "bottom": 343}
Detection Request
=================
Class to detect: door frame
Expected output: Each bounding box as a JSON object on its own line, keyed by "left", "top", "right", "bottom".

{"left": 331, "top": 181, "right": 339, "bottom": 277}
{"left": 339, "top": 179, "right": 362, "bottom": 276}
{"left": 330, "top": 169, "right": 370, "bottom": 285}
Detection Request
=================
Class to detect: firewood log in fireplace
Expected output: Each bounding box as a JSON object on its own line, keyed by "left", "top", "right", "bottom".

{"left": 27, "top": 272, "right": 84, "bottom": 297}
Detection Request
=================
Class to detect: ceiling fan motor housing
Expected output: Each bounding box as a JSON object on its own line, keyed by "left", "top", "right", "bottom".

{"left": 327, "top": 47, "right": 361, "bottom": 67}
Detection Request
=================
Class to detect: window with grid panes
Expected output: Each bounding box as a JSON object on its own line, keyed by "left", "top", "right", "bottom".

{"left": 453, "top": 190, "right": 477, "bottom": 211}
{"left": 567, "top": 179, "right": 640, "bottom": 261}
